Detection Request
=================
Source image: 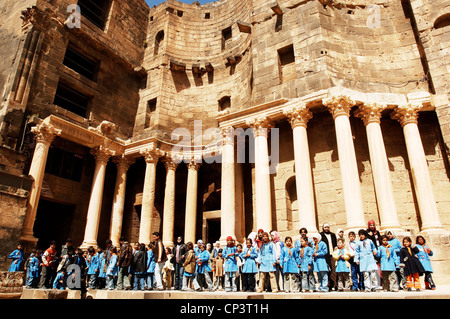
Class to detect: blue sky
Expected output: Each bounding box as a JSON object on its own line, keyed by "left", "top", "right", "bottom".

{"left": 145, "top": 0, "right": 217, "bottom": 8}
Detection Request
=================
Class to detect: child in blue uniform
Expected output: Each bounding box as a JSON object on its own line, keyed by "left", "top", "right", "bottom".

{"left": 416, "top": 235, "right": 435, "bottom": 290}
{"left": 355, "top": 229, "right": 378, "bottom": 292}
{"left": 196, "top": 243, "right": 214, "bottom": 291}
{"left": 147, "top": 242, "right": 156, "bottom": 290}
{"left": 240, "top": 238, "right": 258, "bottom": 292}
{"left": 332, "top": 238, "right": 351, "bottom": 291}
{"left": 280, "top": 237, "right": 299, "bottom": 293}
{"left": 106, "top": 246, "right": 118, "bottom": 290}
{"left": 312, "top": 233, "right": 328, "bottom": 292}
{"left": 86, "top": 246, "right": 99, "bottom": 289}
{"left": 25, "top": 248, "right": 41, "bottom": 288}
{"left": 53, "top": 268, "right": 67, "bottom": 290}
{"left": 376, "top": 235, "right": 398, "bottom": 292}
{"left": 347, "top": 231, "right": 364, "bottom": 291}
{"left": 257, "top": 232, "right": 278, "bottom": 293}
{"left": 297, "top": 237, "right": 314, "bottom": 292}
{"left": 223, "top": 236, "right": 238, "bottom": 292}
{"left": 386, "top": 230, "right": 404, "bottom": 290}
{"left": 8, "top": 243, "right": 24, "bottom": 272}
{"left": 97, "top": 247, "right": 106, "bottom": 289}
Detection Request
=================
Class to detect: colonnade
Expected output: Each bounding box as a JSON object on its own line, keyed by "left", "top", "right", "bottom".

{"left": 20, "top": 95, "right": 446, "bottom": 250}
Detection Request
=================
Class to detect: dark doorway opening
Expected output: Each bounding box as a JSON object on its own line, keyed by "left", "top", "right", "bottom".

{"left": 33, "top": 199, "right": 75, "bottom": 252}
{"left": 207, "top": 219, "right": 220, "bottom": 244}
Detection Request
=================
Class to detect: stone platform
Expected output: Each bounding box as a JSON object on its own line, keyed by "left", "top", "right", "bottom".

{"left": 17, "top": 286, "right": 450, "bottom": 300}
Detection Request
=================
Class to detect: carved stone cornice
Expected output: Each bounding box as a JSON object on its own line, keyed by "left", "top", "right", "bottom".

{"left": 322, "top": 95, "right": 356, "bottom": 119}
{"left": 31, "top": 122, "right": 62, "bottom": 146}
{"left": 390, "top": 104, "right": 421, "bottom": 127}
{"left": 91, "top": 146, "right": 115, "bottom": 164}
{"left": 283, "top": 103, "right": 313, "bottom": 129}
{"left": 246, "top": 116, "right": 274, "bottom": 138}
{"left": 354, "top": 103, "right": 386, "bottom": 126}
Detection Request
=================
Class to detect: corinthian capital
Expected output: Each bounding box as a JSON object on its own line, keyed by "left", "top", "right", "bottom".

{"left": 140, "top": 145, "right": 164, "bottom": 164}
{"left": 322, "top": 95, "right": 356, "bottom": 119}
{"left": 91, "top": 146, "right": 115, "bottom": 164}
{"left": 221, "top": 126, "right": 235, "bottom": 146}
{"left": 390, "top": 104, "right": 421, "bottom": 127}
{"left": 354, "top": 103, "right": 386, "bottom": 126}
{"left": 283, "top": 102, "right": 313, "bottom": 128}
{"left": 31, "top": 122, "right": 62, "bottom": 145}
{"left": 246, "top": 116, "right": 274, "bottom": 138}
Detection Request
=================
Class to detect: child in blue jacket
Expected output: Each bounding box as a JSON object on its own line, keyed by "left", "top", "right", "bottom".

{"left": 332, "top": 238, "right": 351, "bottom": 291}
{"left": 106, "top": 246, "right": 118, "bottom": 290}
{"left": 355, "top": 229, "right": 378, "bottom": 292}
{"left": 297, "top": 237, "right": 314, "bottom": 292}
{"left": 25, "top": 249, "right": 41, "bottom": 288}
{"left": 97, "top": 247, "right": 106, "bottom": 289}
{"left": 223, "top": 236, "right": 238, "bottom": 292}
{"left": 240, "top": 238, "right": 258, "bottom": 292}
{"left": 386, "top": 230, "right": 405, "bottom": 290}
{"left": 280, "top": 237, "right": 299, "bottom": 293}
{"left": 257, "top": 232, "right": 278, "bottom": 293}
{"left": 312, "top": 233, "right": 328, "bottom": 292}
{"left": 53, "top": 268, "right": 67, "bottom": 290}
{"left": 376, "top": 235, "right": 398, "bottom": 292}
{"left": 416, "top": 236, "right": 435, "bottom": 290}
{"left": 86, "top": 246, "right": 99, "bottom": 289}
{"left": 8, "top": 243, "right": 24, "bottom": 272}
{"left": 147, "top": 242, "right": 156, "bottom": 290}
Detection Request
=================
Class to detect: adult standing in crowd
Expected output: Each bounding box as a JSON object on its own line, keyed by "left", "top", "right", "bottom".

{"left": 320, "top": 223, "right": 337, "bottom": 291}
{"left": 173, "top": 236, "right": 186, "bottom": 290}
{"left": 153, "top": 232, "right": 167, "bottom": 290}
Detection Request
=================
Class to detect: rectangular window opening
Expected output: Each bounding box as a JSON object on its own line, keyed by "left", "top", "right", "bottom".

{"left": 63, "top": 44, "right": 100, "bottom": 81}
{"left": 145, "top": 98, "right": 157, "bottom": 128}
{"left": 221, "top": 26, "right": 232, "bottom": 51}
{"left": 278, "top": 44, "right": 296, "bottom": 83}
{"left": 53, "top": 82, "right": 91, "bottom": 118}
{"left": 78, "top": 0, "right": 111, "bottom": 30}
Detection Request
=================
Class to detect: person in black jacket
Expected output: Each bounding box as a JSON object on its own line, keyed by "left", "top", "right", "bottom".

{"left": 117, "top": 241, "right": 132, "bottom": 290}
{"left": 173, "top": 236, "right": 187, "bottom": 290}
{"left": 133, "top": 243, "right": 148, "bottom": 291}
{"left": 320, "top": 223, "right": 337, "bottom": 291}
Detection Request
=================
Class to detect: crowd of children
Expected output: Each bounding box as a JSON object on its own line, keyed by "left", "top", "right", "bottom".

{"left": 7, "top": 223, "right": 437, "bottom": 293}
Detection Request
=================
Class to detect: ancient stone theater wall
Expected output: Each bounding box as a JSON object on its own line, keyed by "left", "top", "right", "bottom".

{"left": 134, "top": 0, "right": 253, "bottom": 140}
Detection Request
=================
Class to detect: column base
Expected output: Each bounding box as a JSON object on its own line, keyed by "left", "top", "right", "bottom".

{"left": 80, "top": 240, "right": 98, "bottom": 250}
{"left": 19, "top": 233, "right": 39, "bottom": 245}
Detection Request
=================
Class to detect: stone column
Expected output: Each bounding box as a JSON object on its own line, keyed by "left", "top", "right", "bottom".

{"left": 323, "top": 95, "right": 366, "bottom": 230}
{"left": 162, "top": 156, "right": 178, "bottom": 247}
{"left": 355, "top": 103, "right": 402, "bottom": 232}
{"left": 220, "top": 127, "right": 236, "bottom": 243}
{"left": 184, "top": 159, "right": 201, "bottom": 244}
{"left": 283, "top": 103, "right": 318, "bottom": 232}
{"left": 391, "top": 105, "right": 445, "bottom": 234}
{"left": 247, "top": 116, "right": 274, "bottom": 232}
{"left": 81, "top": 146, "right": 114, "bottom": 248}
{"left": 109, "top": 156, "right": 133, "bottom": 247}
{"left": 139, "top": 147, "right": 163, "bottom": 245}
{"left": 20, "top": 122, "right": 61, "bottom": 243}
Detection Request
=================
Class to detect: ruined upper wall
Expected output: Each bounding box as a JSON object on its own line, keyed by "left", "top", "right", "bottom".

{"left": 134, "top": 0, "right": 254, "bottom": 139}
{"left": 135, "top": 0, "right": 430, "bottom": 140}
